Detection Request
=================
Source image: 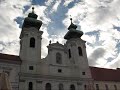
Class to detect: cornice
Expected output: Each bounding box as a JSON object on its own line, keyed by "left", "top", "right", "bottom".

{"left": 19, "top": 73, "right": 92, "bottom": 81}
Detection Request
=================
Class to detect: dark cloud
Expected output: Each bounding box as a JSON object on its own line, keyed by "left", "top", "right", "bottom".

{"left": 88, "top": 47, "right": 106, "bottom": 66}
{"left": 14, "top": 17, "right": 24, "bottom": 28}
{"left": 32, "top": 0, "right": 45, "bottom": 5}
{"left": 113, "top": 25, "right": 120, "bottom": 32}
{"left": 23, "top": 5, "right": 31, "bottom": 13}
{"left": 99, "top": 0, "right": 113, "bottom": 3}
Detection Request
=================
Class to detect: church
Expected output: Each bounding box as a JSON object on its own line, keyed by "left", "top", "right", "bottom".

{"left": 0, "top": 7, "right": 120, "bottom": 90}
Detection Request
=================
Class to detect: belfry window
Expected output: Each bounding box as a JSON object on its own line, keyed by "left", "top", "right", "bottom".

{"left": 28, "top": 82, "right": 33, "bottom": 90}
{"left": 56, "top": 52, "right": 62, "bottom": 64}
{"left": 45, "top": 83, "right": 51, "bottom": 90}
{"left": 70, "top": 84, "right": 75, "bottom": 90}
{"left": 30, "top": 37, "right": 35, "bottom": 48}
{"left": 69, "top": 49, "right": 71, "bottom": 58}
{"left": 59, "top": 83, "right": 64, "bottom": 90}
{"left": 78, "top": 47, "right": 83, "bottom": 56}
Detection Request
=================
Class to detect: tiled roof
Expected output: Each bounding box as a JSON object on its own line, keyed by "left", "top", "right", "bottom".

{"left": 90, "top": 66, "right": 120, "bottom": 81}
{"left": 0, "top": 53, "right": 21, "bottom": 64}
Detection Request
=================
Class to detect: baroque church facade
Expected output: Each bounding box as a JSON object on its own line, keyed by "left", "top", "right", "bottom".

{"left": 0, "top": 8, "right": 120, "bottom": 90}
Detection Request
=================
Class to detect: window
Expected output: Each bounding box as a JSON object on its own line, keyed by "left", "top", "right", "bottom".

{"left": 70, "top": 84, "right": 75, "bottom": 90}
{"left": 45, "top": 83, "right": 51, "bottom": 90}
{"left": 56, "top": 52, "right": 62, "bottom": 64}
{"left": 28, "top": 82, "right": 33, "bottom": 90}
{"left": 58, "top": 69, "right": 62, "bottom": 73}
{"left": 30, "top": 37, "right": 35, "bottom": 48}
{"left": 78, "top": 47, "right": 83, "bottom": 56}
{"left": 96, "top": 84, "right": 99, "bottom": 90}
{"left": 82, "top": 72, "right": 86, "bottom": 75}
{"left": 114, "top": 85, "right": 117, "bottom": 90}
{"left": 69, "top": 49, "right": 71, "bottom": 58}
{"left": 84, "top": 85, "right": 87, "bottom": 90}
{"left": 29, "top": 66, "right": 34, "bottom": 70}
{"left": 105, "top": 84, "right": 108, "bottom": 90}
{"left": 59, "top": 83, "right": 64, "bottom": 90}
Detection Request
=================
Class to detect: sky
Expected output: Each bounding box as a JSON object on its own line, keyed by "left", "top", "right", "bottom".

{"left": 0, "top": 0, "right": 120, "bottom": 69}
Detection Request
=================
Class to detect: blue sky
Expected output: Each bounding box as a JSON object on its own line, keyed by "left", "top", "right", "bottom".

{"left": 0, "top": 0, "right": 120, "bottom": 69}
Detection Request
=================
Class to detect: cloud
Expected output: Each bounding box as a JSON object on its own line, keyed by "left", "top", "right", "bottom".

{"left": 45, "top": 0, "right": 54, "bottom": 6}
{"left": 63, "top": 0, "right": 74, "bottom": 7}
{"left": 105, "top": 54, "right": 120, "bottom": 69}
{"left": 50, "top": 0, "right": 61, "bottom": 13}
{"left": 88, "top": 47, "right": 106, "bottom": 66}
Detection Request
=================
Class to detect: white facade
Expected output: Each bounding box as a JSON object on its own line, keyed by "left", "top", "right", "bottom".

{"left": 19, "top": 30, "right": 93, "bottom": 90}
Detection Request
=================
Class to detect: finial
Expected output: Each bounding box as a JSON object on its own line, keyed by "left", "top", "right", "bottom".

{"left": 68, "top": 16, "right": 77, "bottom": 30}
{"left": 70, "top": 15, "right": 73, "bottom": 24}
{"left": 49, "top": 40, "right": 51, "bottom": 44}
{"left": 32, "top": 7, "right": 34, "bottom": 13}
{"left": 70, "top": 18, "right": 72, "bottom": 24}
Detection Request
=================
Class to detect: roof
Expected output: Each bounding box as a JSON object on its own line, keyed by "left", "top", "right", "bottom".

{"left": 90, "top": 66, "right": 120, "bottom": 82}
{"left": 64, "top": 29, "right": 83, "bottom": 40}
{"left": 0, "top": 53, "right": 21, "bottom": 64}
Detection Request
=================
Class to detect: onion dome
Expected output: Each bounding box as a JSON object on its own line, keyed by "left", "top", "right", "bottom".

{"left": 22, "top": 7, "right": 42, "bottom": 30}
{"left": 64, "top": 18, "right": 83, "bottom": 40}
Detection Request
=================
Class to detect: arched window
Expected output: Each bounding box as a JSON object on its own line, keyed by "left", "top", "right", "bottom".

{"left": 59, "top": 83, "right": 64, "bottom": 90}
{"left": 78, "top": 47, "right": 83, "bottom": 56}
{"left": 45, "top": 83, "right": 51, "bottom": 90}
{"left": 69, "top": 49, "right": 71, "bottom": 58}
{"left": 96, "top": 84, "right": 99, "bottom": 90}
{"left": 105, "top": 84, "right": 108, "bottom": 90}
{"left": 114, "top": 85, "right": 117, "bottom": 90}
{"left": 84, "top": 85, "right": 87, "bottom": 90}
{"left": 56, "top": 52, "right": 62, "bottom": 64}
{"left": 28, "top": 82, "right": 33, "bottom": 90}
{"left": 70, "top": 84, "right": 75, "bottom": 90}
{"left": 30, "top": 37, "right": 35, "bottom": 48}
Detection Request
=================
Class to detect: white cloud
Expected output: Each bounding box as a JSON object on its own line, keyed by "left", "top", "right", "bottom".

{"left": 50, "top": 0, "right": 61, "bottom": 13}
{"left": 63, "top": 0, "right": 74, "bottom": 6}
{"left": 82, "top": 35, "right": 96, "bottom": 44}
{"left": 105, "top": 54, "right": 120, "bottom": 69}
{"left": 45, "top": 0, "right": 54, "bottom": 6}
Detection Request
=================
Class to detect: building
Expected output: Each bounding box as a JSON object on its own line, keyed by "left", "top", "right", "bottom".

{"left": 0, "top": 7, "right": 120, "bottom": 90}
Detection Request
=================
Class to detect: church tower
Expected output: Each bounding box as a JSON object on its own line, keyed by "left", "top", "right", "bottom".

{"left": 19, "top": 7, "right": 43, "bottom": 62}
{"left": 19, "top": 7, "right": 43, "bottom": 90}
{"left": 64, "top": 18, "right": 91, "bottom": 78}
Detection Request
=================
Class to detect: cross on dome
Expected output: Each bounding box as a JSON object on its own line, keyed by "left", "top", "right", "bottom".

{"left": 68, "top": 17, "right": 77, "bottom": 30}
{"left": 32, "top": 7, "right": 35, "bottom": 13}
